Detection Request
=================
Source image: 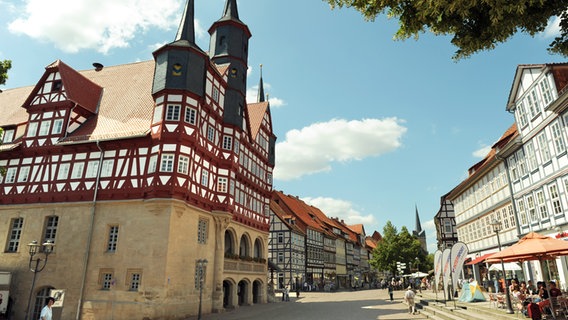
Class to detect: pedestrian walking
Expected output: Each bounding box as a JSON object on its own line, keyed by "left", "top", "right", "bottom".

{"left": 387, "top": 283, "right": 394, "bottom": 301}
{"left": 404, "top": 286, "right": 416, "bottom": 315}
{"left": 39, "top": 297, "right": 55, "bottom": 320}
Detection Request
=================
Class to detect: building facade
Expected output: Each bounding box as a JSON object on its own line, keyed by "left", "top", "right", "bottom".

{"left": 0, "top": 0, "right": 276, "bottom": 319}
{"left": 433, "top": 193, "right": 458, "bottom": 250}
{"left": 500, "top": 63, "right": 568, "bottom": 289}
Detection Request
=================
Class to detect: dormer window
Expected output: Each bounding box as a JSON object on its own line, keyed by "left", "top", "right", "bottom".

{"left": 2, "top": 129, "right": 14, "bottom": 143}
{"left": 51, "top": 80, "right": 62, "bottom": 92}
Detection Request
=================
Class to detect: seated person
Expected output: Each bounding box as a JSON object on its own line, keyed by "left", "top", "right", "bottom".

{"left": 539, "top": 283, "right": 549, "bottom": 300}
{"left": 519, "top": 281, "right": 528, "bottom": 295}
{"left": 549, "top": 281, "right": 562, "bottom": 298}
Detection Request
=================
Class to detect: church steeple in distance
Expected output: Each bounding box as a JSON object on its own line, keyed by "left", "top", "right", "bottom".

{"left": 258, "top": 64, "right": 265, "bottom": 103}
{"left": 413, "top": 205, "right": 428, "bottom": 254}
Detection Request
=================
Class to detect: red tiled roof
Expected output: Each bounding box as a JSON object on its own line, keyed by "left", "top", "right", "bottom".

{"left": 247, "top": 101, "right": 268, "bottom": 139}
{"left": 447, "top": 123, "right": 518, "bottom": 200}
{"left": 0, "top": 86, "right": 33, "bottom": 127}
{"left": 272, "top": 191, "right": 326, "bottom": 233}
{"left": 270, "top": 199, "right": 304, "bottom": 235}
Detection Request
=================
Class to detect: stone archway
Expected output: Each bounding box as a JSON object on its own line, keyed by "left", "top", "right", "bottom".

{"left": 237, "top": 280, "right": 248, "bottom": 306}
{"left": 223, "top": 280, "right": 234, "bottom": 309}
{"left": 252, "top": 280, "right": 263, "bottom": 304}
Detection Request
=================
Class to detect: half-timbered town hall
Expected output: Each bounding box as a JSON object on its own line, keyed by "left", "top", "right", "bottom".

{"left": 0, "top": 0, "right": 276, "bottom": 319}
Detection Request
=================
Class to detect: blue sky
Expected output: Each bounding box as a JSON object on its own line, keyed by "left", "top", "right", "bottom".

{"left": 0, "top": 0, "right": 566, "bottom": 253}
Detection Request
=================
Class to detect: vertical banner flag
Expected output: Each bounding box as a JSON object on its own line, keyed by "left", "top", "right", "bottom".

{"left": 451, "top": 242, "right": 469, "bottom": 292}
{"left": 442, "top": 248, "right": 452, "bottom": 295}
{"left": 434, "top": 250, "right": 443, "bottom": 290}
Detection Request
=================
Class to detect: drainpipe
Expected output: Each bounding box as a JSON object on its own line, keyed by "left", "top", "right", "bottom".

{"left": 76, "top": 140, "right": 104, "bottom": 319}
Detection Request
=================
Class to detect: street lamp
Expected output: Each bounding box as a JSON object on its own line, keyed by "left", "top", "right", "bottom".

{"left": 25, "top": 240, "right": 55, "bottom": 320}
{"left": 197, "top": 259, "right": 208, "bottom": 320}
{"left": 490, "top": 219, "right": 514, "bottom": 314}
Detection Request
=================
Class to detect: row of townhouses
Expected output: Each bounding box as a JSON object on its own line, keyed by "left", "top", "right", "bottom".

{"left": 434, "top": 63, "right": 568, "bottom": 290}
{"left": 268, "top": 191, "right": 382, "bottom": 292}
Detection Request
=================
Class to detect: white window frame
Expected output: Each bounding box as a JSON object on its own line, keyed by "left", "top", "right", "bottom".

{"left": 160, "top": 154, "right": 175, "bottom": 172}
{"left": 516, "top": 101, "right": 528, "bottom": 128}
{"left": 536, "top": 190, "right": 548, "bottom": 219}
{"left": 39, "top": 121, "right": 51, "bottom": 136}
{"left": 549, "top": 184, "right": 562, "bottom": 215}
{"left": 222, "top": 135, "right": 232, "bottom": 150}
{"left": 550, "top": 120, "right": 566, "bottom": 155}
{"left": 71, "top": 162, "right": 84, "bottom": 179}
{"left": 184, "top": 106, "right": 197, "bottom": 125}
{"left": 539, "top": 76, "right": 553, "bottom": 105}
{"left": 148, "top": 155, "right": 158, "bottom": 174}
{"left": 4, "top": 167, "right": 17, "bottom": 183}
{"left": 537, "top": 133, "right": 551, "bottom": 163}
{"left": 86, "top": 161, "right": 100, "bottom": 178}
{"left": 2, "top": 129, "right": 14, "bottom": 143}
{"left": 57, "top": 163, "right": 70, "bottom": 180}
{"left": 201, "top": 170, "right": 209, "bottom": 187}
{"left": 217, "top": 177, "right": 228, "bottom": 193}
{"left": 27, "top": 122, "right": 38, "bottom": 138}
{"left": 166, "top": 105, "right": 181, "bottom": 121}
{"left": 17, "top": 166, "right": 30, "bottom": 183}
{"left": 177, "top": 155, "right": 189, "bottom": 174}
{"left": 52, "top": 119, "right": 64, "bottom": 134}
{"left": 100, "top": 159, "right": 114, "bottom": 177}
{"left": 207, "top": 125, "right": 215, "bottom": 142}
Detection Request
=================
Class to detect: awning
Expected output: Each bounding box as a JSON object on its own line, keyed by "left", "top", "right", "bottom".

{"left": 465, "top": 253, "right": 494, "bottom": 265}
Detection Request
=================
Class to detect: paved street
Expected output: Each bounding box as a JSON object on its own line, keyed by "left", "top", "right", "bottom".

{"left": 200, "top": 289, "right": 427, "bottom": 320}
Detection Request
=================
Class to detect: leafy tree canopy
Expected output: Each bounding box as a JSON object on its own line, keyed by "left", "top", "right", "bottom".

{"left": 325, "top": 0, "right": 568, "bottom": 59}
{"left": 0, "top": 60, "right": 12, "bottom": 86}
{"left": 370, "top": 221, "right": 426, "bottom": 277}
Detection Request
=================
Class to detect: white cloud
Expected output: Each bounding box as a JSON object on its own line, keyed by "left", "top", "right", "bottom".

{"left": 8, "top": 0, "right": 181, "bottom": 54}
{"left": 472, "top": 145, "right": 491, "bottom": 158}
{"left": 302, "top": 196, "right": 375, "bottom": 226}
{"left": 543, "top": 16, "right": 561, "bottom": 39}
{"left": 274, "top": 118, "right": 407, "bottom": 180}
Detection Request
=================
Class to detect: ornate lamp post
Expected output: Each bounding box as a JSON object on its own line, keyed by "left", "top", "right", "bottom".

{"left": 197, "top": 259, "right": 208, "bottom": 320}
{"left": 25, "top": 240, "right": 55, "bottom": 320}
{"left": 490, "top": 219, "right": 514, "bottom": 314}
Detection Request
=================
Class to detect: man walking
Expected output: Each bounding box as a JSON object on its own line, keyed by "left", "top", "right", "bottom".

{"left": 404, "top": 286, "right": 417, "bottom": 315}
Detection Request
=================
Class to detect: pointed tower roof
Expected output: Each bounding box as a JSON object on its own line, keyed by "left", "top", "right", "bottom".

{"left": 209, "top": 0, "right": 251, "bottom": 36}
{"left": 219, "top": 0, "right": 242, "bottom": 23}
{"left": 175, "top": 0, "right": 196, "bottom": 43}
{"left": 257, "top": 64, "right": 265, "bottom": 103}
{"left": 415, "top": 205, "right": 422, "bottom": 233}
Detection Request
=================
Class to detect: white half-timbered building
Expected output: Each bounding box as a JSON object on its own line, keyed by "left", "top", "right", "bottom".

{"left": 500, "top": 63, "right": 568, "bottom": 289}
{"left": 434, "top": 193, "right": 458, "bottom": 250}
{"left": 268, "top": 200, "right": 305, "bottom": 291}
{"left": 446, "top": 125, "right": 518, "bottom": 283}
{"left": 0, "top": 0, "right": 276, "bottom": 319}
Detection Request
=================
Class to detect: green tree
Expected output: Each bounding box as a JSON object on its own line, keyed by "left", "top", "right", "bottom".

{"left": 0, "top": 60, "right": 11, "bottom": 86}
{"left": 370, "top": 221, "right": 425, "bottom": 276}
{"left": 325, "top": 0, "right": 568, "bottom": 59}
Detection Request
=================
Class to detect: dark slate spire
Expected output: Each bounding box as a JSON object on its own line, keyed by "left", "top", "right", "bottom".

{"left": 415, "top": 205, "right": 423, "bottom": 233}
{"left": 258, "top": 64, "right": 265, "bottom": 103}
{"left": 175, "top": 0, "right": 195, "bottom": 43}
{"left": 221, "top": 0, "right": 240, "bottom": 22}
